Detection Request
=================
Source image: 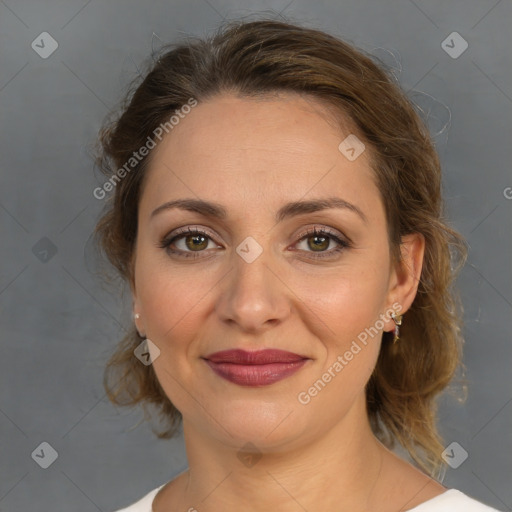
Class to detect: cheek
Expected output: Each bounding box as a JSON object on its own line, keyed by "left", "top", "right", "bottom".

{"left": 135, "top": 260, "right": 207, "bottom": 411}
{"left": 292, "top": 262, "right": 390, "bottom": 345}
{"left": 291, "top": 274, "right": 386, "bottom": 416}
{"left": 137, "top": 265, "right": 204, "bottom": 348}
{"left": 134, "top": 246, "right": 180, "bottom": 321}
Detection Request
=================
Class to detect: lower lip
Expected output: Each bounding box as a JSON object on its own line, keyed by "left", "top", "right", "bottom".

{"left": 204, "top": 359, "right": 308, "bottom": 386}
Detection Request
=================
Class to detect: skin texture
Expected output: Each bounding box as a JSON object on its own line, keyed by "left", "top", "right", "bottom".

{"left": 132, "top": 92, "right": 445, "bottom": 511}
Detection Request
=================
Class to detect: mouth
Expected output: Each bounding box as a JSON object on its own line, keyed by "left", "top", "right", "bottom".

{"left": 202, "top": 349, "right": 310, "bottom": 387}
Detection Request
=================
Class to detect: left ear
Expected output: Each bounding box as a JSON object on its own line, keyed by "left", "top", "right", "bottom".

{"left": 385, "top": 232, "right": 425, "bottom": 322}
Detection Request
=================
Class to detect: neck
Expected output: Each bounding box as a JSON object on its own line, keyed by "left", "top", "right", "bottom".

{"left": 175, "top": 396, "right": 393, "bottom": 512}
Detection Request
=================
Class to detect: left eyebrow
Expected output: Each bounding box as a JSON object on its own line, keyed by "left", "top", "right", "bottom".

{"left": 150, "top": 197, "right": 368, "bottom": 224}
{"left": 276, "top": 197, "right": 367, "bottom": 224}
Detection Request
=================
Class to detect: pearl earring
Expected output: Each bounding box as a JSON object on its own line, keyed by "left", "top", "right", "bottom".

{"left": 134, "top": 313, "right": 145, "bottom": 337}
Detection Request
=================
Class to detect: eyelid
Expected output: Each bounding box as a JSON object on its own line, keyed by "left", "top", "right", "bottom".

{"left": 171, "top": 225, "right": 218, "bottom": 240}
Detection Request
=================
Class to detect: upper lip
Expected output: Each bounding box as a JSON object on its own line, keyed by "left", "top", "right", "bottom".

{"left": 204, "top": 349, "right": 308, "bottom": 364}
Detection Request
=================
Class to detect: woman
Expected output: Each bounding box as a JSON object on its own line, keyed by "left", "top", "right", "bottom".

{"left": 94, "top": 18, "right": 502, "bottom": 512}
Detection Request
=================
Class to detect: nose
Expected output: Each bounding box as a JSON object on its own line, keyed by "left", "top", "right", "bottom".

{"left": 215, "top": 240, "right": 291, "bottom": 333}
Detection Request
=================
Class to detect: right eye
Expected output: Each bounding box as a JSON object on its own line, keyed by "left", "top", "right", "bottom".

{"left": 158, "top": 227, "right": 222, "bottom": 258}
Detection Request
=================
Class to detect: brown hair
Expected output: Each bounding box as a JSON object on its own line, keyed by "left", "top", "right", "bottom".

{"left": 94, "top": 17, "right": 468, "bottom": 477}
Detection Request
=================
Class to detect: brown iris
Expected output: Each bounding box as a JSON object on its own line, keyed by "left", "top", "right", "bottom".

{"left": 308, "top": 234, "right": 329, "bottom": 251}
{"left": 185, "top": 234, "right": 208, "bottom": 251}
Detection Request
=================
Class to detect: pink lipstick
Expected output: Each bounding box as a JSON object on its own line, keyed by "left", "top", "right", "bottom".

{"left": 203, "top": 349, "right": 309, "bottom": 386}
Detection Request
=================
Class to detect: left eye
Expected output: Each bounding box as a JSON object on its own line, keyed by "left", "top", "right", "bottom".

{"left": 159, "top": 226, "right": 350, "bottom": 259}
{"left": 292, "top": 227, "right": 350, "bottom": 259}
{"left": 295, "top": 228, "right": 346, "bottom": 254}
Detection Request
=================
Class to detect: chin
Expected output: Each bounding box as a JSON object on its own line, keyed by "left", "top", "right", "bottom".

{"left": 205, "top": 398, "right": 309, "bottom": 451}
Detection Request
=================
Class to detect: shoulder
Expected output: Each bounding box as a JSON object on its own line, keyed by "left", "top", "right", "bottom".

{"left": 408, "top": 489, "right": 504, "bottom": 511}
{"left": 112, "top": 484, "right": 166, "bottom": 512}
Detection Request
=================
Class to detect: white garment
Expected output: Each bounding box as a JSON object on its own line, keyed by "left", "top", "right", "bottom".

{"left": 113, "top": 485, "right": 503, "bottom": 511}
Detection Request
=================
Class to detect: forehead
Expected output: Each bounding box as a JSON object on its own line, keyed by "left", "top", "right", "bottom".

{"left": 154, "top": 91, "right": 356, "bottom": 161}
{"left": 139, "top": 92, "right": 381, "bottom": 221}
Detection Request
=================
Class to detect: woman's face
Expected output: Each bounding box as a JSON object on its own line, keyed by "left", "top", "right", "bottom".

{"left": 132, "top": 92, "right": 422, "bottom": 451}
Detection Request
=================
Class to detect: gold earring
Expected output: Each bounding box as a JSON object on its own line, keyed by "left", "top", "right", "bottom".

{"left": 391, "top": 313, "right": 403, "bottom": 344}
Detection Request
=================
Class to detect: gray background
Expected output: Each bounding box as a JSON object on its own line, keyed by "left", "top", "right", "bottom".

{"left": 0, "top": 0, "right": 511, "bottom": 511}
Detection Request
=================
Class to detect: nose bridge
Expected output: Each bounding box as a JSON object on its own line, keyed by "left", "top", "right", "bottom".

{"left": 216, "top": 234, "right": 289, "bottom": 330}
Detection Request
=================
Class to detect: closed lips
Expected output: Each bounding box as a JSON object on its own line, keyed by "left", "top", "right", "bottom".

{"left": 203, "top": 349, "right": 310, "bottom": 387}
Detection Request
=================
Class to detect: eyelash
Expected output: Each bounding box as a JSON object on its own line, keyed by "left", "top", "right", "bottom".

{"left": 158, "top": 226, "right": 351, "bottom": 260}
